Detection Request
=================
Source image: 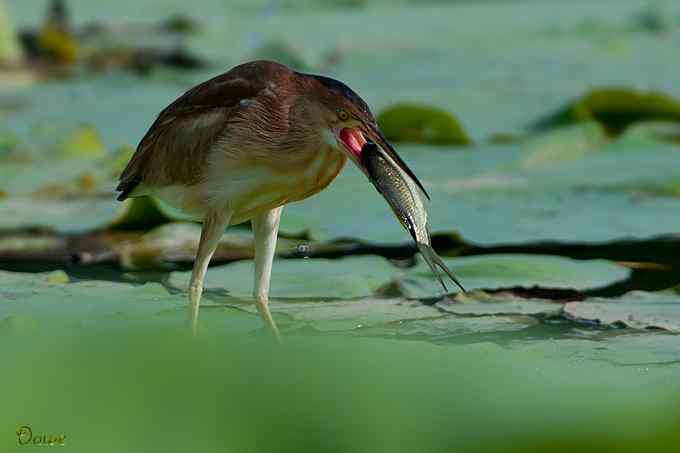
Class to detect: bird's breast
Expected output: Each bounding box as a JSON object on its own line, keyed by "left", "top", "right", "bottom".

{"left": 285, "top": 143, "right": 347, "bottom": 201}
{"left": 206, "top": 142, "right": 346, "bottom": 224}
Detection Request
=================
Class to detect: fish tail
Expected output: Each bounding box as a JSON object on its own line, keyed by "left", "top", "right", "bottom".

{"left": 418, "top": 244, "right": 467, "bottom": 294}
{"left": 419, "top": 244, "right": 449, "bottom": 293}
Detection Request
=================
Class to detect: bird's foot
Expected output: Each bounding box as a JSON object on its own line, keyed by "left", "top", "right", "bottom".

{"left": 255, "top": 295, "right": 281, "bottom": 343}
{"left": 189, "top": 283, "right": 203, "bottom": 336}
{"left": 190, "top": 283, "right": 203, "bottom": 307}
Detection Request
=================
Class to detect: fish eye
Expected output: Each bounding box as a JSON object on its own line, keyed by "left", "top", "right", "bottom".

{"left": 337, "top": 110, "right": 350, "bottom": 121}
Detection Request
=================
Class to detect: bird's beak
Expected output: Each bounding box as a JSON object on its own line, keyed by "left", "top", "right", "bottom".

{"left": 334, "top": 123, "right": 430, "bottom": 200}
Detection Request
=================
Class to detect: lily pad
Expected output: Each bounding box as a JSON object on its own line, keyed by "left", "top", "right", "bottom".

{"left": 107, "top": 197, "right": 183, "bottom": 230}
{"left": 0, "top": 0, "right": 22, "bottom": 66}
{"left": 563, "top": 291, "right": 680, "bottom": 332}
{"left": 619, "top": 121, "right": 680, "bottom": 145}
{"left": 0, "top": 197, "right": 120, "bottom": 232}
{"left": 3, "top": 3, "right": 680, "bottom": 450}
{"left": 27, "top": 122, "right": 107, "bottom": 160}
{"left": 355, "top": 314, "right": 538, "bottom": 339}
{"left": 400, "top": 254, "right": 629, "bottom": 299}
{"left": 534, "top": 87, "right": 680, "bottom": 135}
{"left": 521, "top": 122, "right": 608, "bottom": 169}
{"left": 0, "top": 196, "right": 186, "bottom": 233}
{"left": 168, "top": 255, "right": 404, "bottom": 300}
{"left": 377, "top": 103, "right": 470, "bottom": 146}
{"left": 281, "top": 138, "right": 680, "bottom": 245}
{"left": 50, "top": 123, "right": 105, "bottom": 159}
{"left": 241, "top": 297, "right": 442, "bottom": 333}
{"left": 3, "top": 131, "right": 680, "bottom": 247}
{"left": 116, "top": 222, "right": 301, "bottom": 270}
{"left": 0, "top": 269, "right": 265, "bottom": 335}
{"left": 435, "top": 292, "right": 563, "bottom": 317}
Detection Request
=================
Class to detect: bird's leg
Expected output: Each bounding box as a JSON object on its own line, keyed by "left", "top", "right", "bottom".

{"left": 251, "top": 206, "right": 283, "bottom": 341}
{"left": 189, "top": 208, "right": 232, "bottom": 334}
{"left": 252, "top": 206, "right": 282, "bottom": 301}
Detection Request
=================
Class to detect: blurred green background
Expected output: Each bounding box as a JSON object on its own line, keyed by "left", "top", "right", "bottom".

{"left": 1, "top": 0, "right": 680, "bottom": 451}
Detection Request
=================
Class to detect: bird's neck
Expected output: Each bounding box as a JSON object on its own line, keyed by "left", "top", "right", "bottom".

{"left": 281, "top": 96, "right": 333, "bottom": 154}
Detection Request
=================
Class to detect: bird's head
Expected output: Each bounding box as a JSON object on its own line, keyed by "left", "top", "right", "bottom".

{"left": 301, "top": 73, "right": 430, "bottom": 199}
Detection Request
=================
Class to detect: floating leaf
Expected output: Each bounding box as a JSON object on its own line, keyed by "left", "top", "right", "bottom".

{"left": 0, "top": 197, "right": 120, "bottom": 232}
{"left": 522, "top": 122, "right": 607, "bottom": 169}
{"left": 563, "top": 292, "right": 680, "bottom": 332}
{"left": 400, "top": 254, "right": 630, "bottom": 299}
{"left": 619, "top": 121, "right": 680, "bottom": 145}
{"left": 169, "top": 255, "right": 404, "bottom": 300}
{"left": 0, "top": 0, "right": 23, "bottom": 65}
{"left": 240, "top": 297, "right": 442, "bottom": 333}
{"left": 107, "top": 197, "right": 180, "bottom": 231}
{"left": 355, "top": 314, "right": 538, "bottom": 339}
{"left": 116, "top": 222, "right": 300, "bottom": 270}
{"left": 46, "top": 269, "right": 69, "bottom": 284}
{"left": 377, "top": 103, "right": 470, "bottom": 146}
{"left": 534, "top": 87, "right": 680, "bottom": 135}
{"left": 435, "top": 292, "right": 563, "bottom": 317}
{"left": 49, "top": 124, "right": 106, "bottom": 159}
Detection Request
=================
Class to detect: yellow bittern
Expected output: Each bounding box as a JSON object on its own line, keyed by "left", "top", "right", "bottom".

{"left": 116, "top": 60, "right": 426, "bottom": 336}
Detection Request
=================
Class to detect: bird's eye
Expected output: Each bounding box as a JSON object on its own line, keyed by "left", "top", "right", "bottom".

{"left": 337, "top": 110, "right": 350, "bottom": 121}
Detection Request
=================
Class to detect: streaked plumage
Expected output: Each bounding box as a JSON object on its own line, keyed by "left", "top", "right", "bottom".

{"left": 117, "top": 61, "right": 349, "bottom": 224}
{"left": 115, "top": 60, "right": 433, "bottom": 338}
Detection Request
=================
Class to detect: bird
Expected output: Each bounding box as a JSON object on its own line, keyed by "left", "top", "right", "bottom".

{"left": 116, "top": 60, "right": 427, "bottom": 337}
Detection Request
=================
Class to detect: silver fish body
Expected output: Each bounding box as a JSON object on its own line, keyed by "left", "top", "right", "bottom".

{"left": 361, "top": 143, "right": 465, "bottom": 293}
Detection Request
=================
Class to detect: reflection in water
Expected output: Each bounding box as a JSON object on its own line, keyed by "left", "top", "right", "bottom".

{"left": 189, "top": 296, "right": 281, "bottom": 343}
{"left": 190, "top": 298, "right": 200, "bottom": 336}
{"left": 255, "top": 299, "right": 282, "bottom": 343}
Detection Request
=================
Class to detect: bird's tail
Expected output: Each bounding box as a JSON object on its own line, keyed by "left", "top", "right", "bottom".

{"left": 417, "top": 243, "right": 466, "bottom": 294}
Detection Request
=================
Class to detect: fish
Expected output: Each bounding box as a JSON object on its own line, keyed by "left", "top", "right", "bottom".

{"left": 361, "top": 142, "right": 466, "bottom": 294}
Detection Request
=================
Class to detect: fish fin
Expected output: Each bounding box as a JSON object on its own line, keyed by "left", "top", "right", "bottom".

{"left": 418, "top": 244, "right": 449, "bottom": 293}
{"left": 417, "top": 244, "right": 466, "bottom": 294}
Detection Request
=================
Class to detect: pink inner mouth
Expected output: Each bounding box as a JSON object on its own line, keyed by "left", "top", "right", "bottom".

{"left": 338, "top": 128, "right": 367, "bottom": 159}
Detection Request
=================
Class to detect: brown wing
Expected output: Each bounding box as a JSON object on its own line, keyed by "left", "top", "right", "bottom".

{"left": 116, "top": 66, "right": 270, "bottom": 201}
